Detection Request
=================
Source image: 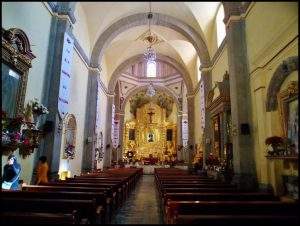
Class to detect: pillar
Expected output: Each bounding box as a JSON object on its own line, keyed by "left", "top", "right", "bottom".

{"left": 82, "top": 70, "right": 99, "bottom": 172}
{"left": 177, "top": 112, "right": 183, "bottom": 160}
{"left": 38, "top": 2, "right": 76, "bottom": 179}
{"left": 223, "top": 2, "right": 257, "bottom": 190}
{"left": 187, "top": 95, "right": 195, "bottom": 171}
{"left": 104, "top": 95, "right": 114, "bottom": 168}
{"left": 118, "top": 111, "right": 125, "bottom": 162}
{"left": 201, "top": 69, "right": 213, "bottom": 168}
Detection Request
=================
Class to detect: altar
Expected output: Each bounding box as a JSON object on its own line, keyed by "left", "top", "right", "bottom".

{"left": 124, "top": 164, "right": 188, "bottom": 174}
{"left": 123, "top": 95, "right": 177, "bottom": 162}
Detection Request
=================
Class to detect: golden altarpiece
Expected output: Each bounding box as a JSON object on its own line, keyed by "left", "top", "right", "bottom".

{"left": 123, "top": 91, "right": 177, "bottom": 161}
{"left": 206, "top": 71, "right": 232, "bottom": 162}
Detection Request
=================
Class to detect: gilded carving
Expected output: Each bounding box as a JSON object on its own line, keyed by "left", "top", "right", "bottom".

{"left": 124, "top": 102, "right": 176, "bottom": 161}
{"left": 2, "top": 27, "right": 36, "bottom": 117}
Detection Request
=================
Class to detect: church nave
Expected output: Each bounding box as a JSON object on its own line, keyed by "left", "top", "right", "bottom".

{"left": 1, "top": 1, "right": 298, "bottom": 225}
{"left": 112, "top": 175, "right": 163, "bottom": 224}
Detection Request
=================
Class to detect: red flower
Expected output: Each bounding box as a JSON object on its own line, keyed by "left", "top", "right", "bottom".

{"left": 265, "top": 136, "right": 283, "bottom": 145}
{"left": 23, "top": 138, "right": 30, "bottom": 146}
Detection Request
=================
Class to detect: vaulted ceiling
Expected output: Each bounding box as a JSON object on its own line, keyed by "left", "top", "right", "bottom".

{"left": 77, "top": 2, "right": 221, "bottom": 87}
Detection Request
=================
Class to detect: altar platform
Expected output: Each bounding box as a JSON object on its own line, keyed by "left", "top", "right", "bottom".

{"left": 124, "top": 164, "right": 188, "bottom": 174}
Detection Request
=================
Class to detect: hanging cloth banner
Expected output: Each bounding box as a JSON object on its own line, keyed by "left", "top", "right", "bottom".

{"left": 112, "top": 119, "right": 120, "bottom": 148}
{"left": 58, "top": 32, "right": 74, "bottom": 119}
{"left": 182, "top": 116, "right": 189, "bottom": 147}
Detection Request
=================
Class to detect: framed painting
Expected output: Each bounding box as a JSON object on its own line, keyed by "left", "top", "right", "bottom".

{"left": 278, "top": 81, "right": 298, "bottom": 154}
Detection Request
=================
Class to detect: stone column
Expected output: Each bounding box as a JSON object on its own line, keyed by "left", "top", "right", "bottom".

{"left": 200, "top": 69, "right": 213, "bottom": 168}
{"left": 104, "top": 95, "right": 114, "bottom": 168}
{"left": 177, "top": 112, "right": 183, "bottom": 160}
{"left": 118, "top": 111, "right": 125, "bottom": 162}
{"left": 38, "top": 2, "right": 76, "bottom": 179}
{"left": 82, "top": 70, "right": 99, "bottom": 172}
{"left": 187, "top": 95, "right": 195, "bottom": 171}
{"left": 224, "top": 2, "right": 257, "bottom": 190}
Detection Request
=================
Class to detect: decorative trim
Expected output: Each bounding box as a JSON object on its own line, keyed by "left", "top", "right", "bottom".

{"left": 249, "top": 35, "right": 298, "bottom": 77}
{"left": 211, "top": 38, "right": 227, "bottom": 67}
{"left": 47, "top": 2, "right": 58, "bottom": 12}
{"left": 2, "top": 27, "right": 36, "bottom": 116}
{"left": 266, "top": 56, "right": 298, "bottom": 111}
{"left": 254, "top": 86, "right": 265, "bottom": 92}
{"left": 277, "top": 81, "right": 298, "bottom": 137}
{"left": 224, "top": 2, "right": 255, "bottom": 27}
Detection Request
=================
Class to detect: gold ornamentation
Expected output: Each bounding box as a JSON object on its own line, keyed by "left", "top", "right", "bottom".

{"left": 124, "top": 102, "right": 176, "bottom": 161}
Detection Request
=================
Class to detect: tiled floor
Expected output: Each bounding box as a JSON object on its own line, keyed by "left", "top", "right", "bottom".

{"left": 111, "top": 175, "right": 163, "bottom": 224}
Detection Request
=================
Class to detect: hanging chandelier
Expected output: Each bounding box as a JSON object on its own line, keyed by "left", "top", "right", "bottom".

{"left": 144, "top": 2, "right": 156, "bottom": 62}
{"left": 146, "top": 82, "right": 156, "bottom": 97}
{"left": 145, "top": 2, "right": 156, "bottom": 97}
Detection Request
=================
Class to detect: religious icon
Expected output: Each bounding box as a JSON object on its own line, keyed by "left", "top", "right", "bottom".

{"left": 148, "top": 133, "right": 154, "bottom": 142}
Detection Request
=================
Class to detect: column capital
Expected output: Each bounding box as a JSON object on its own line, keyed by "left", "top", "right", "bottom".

{"left": 56, "top": 2, "right": 76, "bottom": 24}
{"left": 199, "top": 65, "right": 212, "bottom": 72}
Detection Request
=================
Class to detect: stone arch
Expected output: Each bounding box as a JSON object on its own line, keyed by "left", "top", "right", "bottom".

{"left": 108, "top": 54, "right": 194, "bottom": 94}
{"left": 120, "top": 84, "right": 181, "bottom": 113}
{"left": 90, "top": 13, "right": 211, "bottom": 70}
{"left": 266, "top": 56, "right": 298, "bottom": 112}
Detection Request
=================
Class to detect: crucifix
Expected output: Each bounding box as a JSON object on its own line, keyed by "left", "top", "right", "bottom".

{"left": 147, "top": 109, "right": 155, "bottom": 123}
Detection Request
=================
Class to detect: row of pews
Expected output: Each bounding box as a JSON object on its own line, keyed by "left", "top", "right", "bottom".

{"left": 155, "top": 168, "right": 299, "bottom": 225}
{"left": 0, "top": 168, "right": 143, "bottom": 224}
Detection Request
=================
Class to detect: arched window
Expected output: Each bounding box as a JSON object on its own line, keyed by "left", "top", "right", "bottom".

{"left": 216, "top": 4, "right": 226, "bottom": 47}
{"left": 147, "top": 60, "right": 156, "bottom": 77}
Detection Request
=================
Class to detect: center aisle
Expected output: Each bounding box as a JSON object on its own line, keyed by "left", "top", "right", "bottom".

{"left": 111, "top": 175, "right": 163, "bottom": 224}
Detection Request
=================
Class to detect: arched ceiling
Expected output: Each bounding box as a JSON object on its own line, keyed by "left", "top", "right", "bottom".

{"left": 80, "top": 2, "right": 220, "bottom": 47}
{"left": 78, "top": 2, "right": 221, "bottom": 88}
{"left": 102, "top": 25, "right": 197, "bottom": 84}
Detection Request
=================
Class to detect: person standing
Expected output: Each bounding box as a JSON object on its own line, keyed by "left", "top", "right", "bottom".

{"left": 36, "top": 156, "right": 49, "bottom": 184}
{"left": 2, "top": 154, "right": 21, "bottom": 190}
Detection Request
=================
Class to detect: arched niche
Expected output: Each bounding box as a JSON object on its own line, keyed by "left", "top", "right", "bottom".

{"left": 62, "top": 114, "right": 77, "bottom": 159}
{"left": 266, "top": 56, "right": 298, "bottom": 112}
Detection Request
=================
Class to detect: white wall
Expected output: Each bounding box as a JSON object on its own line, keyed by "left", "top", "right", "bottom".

{"left": 2, "top": 2, "right": 52, "bottom": 184}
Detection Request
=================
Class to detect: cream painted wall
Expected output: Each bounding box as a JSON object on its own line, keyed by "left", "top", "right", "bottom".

{"left": 100, "top": 55, "right": 109, "bottom": 88}
{"left": 73, "top": 3, "right": 91, "bottom": 57}
{"left": 167, "top": 103, "right": 178, "bottom": 124}
{"left": 124, "top": 101, "right": 134, "bottom": 123}
{"left": 58, "top": 51, "right": 89, "bottom": 177}
{"left": 211, "top": 45, "right": 228, "bottom": 83}
{"left": 193, "top": 90, "right": 203, "bottom": 145}
{"left": 2, "top": 2, "right": 52, "bottom": 184}
{"left": 246, "top": 2, "right": 298, "bottom": 72}
{"left": 247, "top": 2, "right": 298, "bottom": 187}
{"left": 98, "top": 88, "right": 109, "bottom": 169}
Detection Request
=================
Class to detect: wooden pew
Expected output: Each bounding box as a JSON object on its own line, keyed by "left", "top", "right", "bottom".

{"left": 0, "top": 211, "right": 80, "bottom": 224}
{"left": 165, "top": 200, "right": 299, "bottom": 224}
{"left": 2, "top": 190, "right": 110, "bottom": 224}
{"left": 1, "top": 197, "right": 102, "bottom": 224}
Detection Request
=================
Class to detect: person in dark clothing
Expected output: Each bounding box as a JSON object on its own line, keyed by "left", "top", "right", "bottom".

{"left": 2, "top": 154, "right": 21, "bottom": 190}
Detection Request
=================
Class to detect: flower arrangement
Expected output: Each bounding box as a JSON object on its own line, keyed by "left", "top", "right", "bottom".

{"left": 205, "top": 153, "right": 220, "bottom": 166}
{"left": 64, "top": 143, "right": 75, "bottom": 159}
{"left": 2, "top": 110, "right": 43, "bottom": 157}
{"left": 30, "top": 98, "right": 49, "bottom": 115}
